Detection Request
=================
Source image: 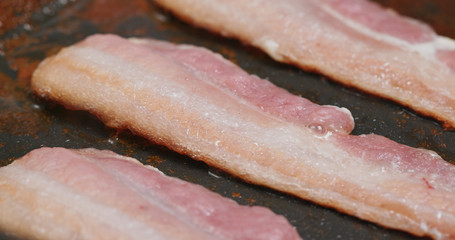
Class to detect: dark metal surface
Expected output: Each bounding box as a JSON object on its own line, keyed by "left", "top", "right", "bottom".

{"left": 0, "top": 0, "right": 454, "bottom": 239}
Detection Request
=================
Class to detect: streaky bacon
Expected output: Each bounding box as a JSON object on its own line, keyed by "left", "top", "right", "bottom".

{"left": 132, "top": 38, "right": 354, "bottom": 134}
{"left": 154, "top": 0, "right": 455, "bottom": 129}
{"left": 31, "top": 34, "right": 455, "bottom": 239}
{"left": 0, "top": 147, "right": 300, "bottom": 240}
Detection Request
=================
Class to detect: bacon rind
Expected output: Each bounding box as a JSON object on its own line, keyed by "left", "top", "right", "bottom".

{"left": 154, "top": 0, "right": 455, "bottom": 129}
{"left": 31, "top": 34, "right": 455, "bottom": 239}
{"left": 0, "top": 147, "right": 300, "bottom": 240}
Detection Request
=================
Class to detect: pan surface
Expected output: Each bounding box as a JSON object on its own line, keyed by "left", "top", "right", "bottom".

{"left": 0, "top": 0, "right": 454, "bottom": 239}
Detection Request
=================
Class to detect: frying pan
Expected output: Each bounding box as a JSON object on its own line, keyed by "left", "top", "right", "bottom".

{"left": 0, "top": 0, "right": 454, "bottom": 239}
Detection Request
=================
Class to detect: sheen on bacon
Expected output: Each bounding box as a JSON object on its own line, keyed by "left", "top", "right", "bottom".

{"left": 0, "top": 147, "right": 300, "bottom": 240}
{"left": 154, "top": 0, "right": 455, "bottom": 129}
{"left": 31, "top": 34, "right": 455, "bottom": 239}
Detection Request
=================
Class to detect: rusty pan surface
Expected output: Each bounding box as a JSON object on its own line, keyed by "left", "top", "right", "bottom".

{"left": 0, "top": 0, "right": 454, "bottom": 239}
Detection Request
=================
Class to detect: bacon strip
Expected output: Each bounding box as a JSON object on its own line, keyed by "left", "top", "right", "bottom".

{"left": 132, "top": 38, "right": 354, "bottom": 134}
{"left": 154, "top": 0, "right": 455, "bottom": 129}
{"left": 0, "top": 147, "right": 299, "bottom": 240}
{"left": 31, "top": 34, "right": 455, "bottom": 239}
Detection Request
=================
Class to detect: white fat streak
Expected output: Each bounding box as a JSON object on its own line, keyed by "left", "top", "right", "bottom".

{"left": 129, "top": 38, "right": 148, "bottom": 44}
{"left": 252, "top": 37, "right": 283, "bottom": 60}
{"left": 419, "top": 220, "right": 444, "bottom": 240}
{"left": 411, "top": 36, "right": 455, "bottom": 60}
{"left": 319, "top": 2, "right": 455, "bottom": 61}
{"left": 0, "top": 166, "right": 167, "bottom": 240}
{"left": 262, "top": 39, "right": 280, "bottom": 55}
{"left": 100, "top": 160, "right": 224, "bottom": 235}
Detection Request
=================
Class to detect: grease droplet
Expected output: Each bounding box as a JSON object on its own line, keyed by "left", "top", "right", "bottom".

{"left": 308, "top": 123, "right": 327, "bottom": 136}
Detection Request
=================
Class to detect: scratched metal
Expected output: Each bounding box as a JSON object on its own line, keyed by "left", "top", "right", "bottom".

{"left": 0, "top": 0, "right": 454, "bottom": 239}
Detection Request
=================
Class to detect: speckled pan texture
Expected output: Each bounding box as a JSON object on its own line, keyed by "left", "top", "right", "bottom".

{"left": 0, "top": 0, "right": 454, "bottom": 239}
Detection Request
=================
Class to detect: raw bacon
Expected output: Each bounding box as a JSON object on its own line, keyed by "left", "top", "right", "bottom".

{"left": 154, "top": 0, "right": 455, "bottom": 129}
{"left": 31, "top": 34, "right": 455, "bottom": 239}
{"left": 132, "top": 38, "right": 354, "bottom": 134}
{"left": 0, "top": 147, "right": 300, "bottom": 240}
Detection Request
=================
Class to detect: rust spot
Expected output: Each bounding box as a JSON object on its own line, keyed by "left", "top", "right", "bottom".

{"left": 78, "top": 0, "right": 152, "bottom": 32}
{"left": 413, "top": 127, "right": 425, "bottom": 135}
{"left": 219, "top": 47, "right": 237, "bottom": 62}
{"left": 14, "top": 58, "right": 40, "bottom": 86}
{"left": 247, "top": 198, "right": 256, "bottom": 205}
{"left": 430, "top": 128, "right": 440, "bottom": 136}
{"left": 231, "top": 192, "right": 241, "bottom": 198}
{"left": 62, "top": 128, "right": 70, "bottom": 134}
{"left": 146, "top": 155, "right": 165, "bottom": 167}
{"left": 393, "top": 117, "right": 407, "bottom": 127}
{"left": 438, "top": 142, "right": 447, "bottom": 148}
{"left": 0, "top": 73, "right": 51, "bottom": 136}
{"left": 0, "top": 0, "right": 54, "bottom": 36}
